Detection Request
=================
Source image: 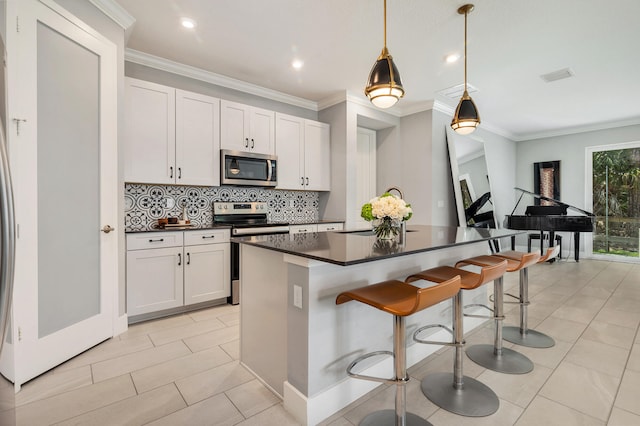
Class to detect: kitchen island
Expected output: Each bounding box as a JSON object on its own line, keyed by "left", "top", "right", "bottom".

{"left": 236, "top": 225, "right": 519, "bottom": 425}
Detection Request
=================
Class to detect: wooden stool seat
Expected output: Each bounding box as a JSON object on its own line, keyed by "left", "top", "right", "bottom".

{"left": 336, "top": 277, "right": 461, "bottom": 317}
{"left": 406, "top": 260, "right": 507, "bottom": 417}
{"left": 448, "top": 254, "right": 535, "bottom": 375}
{"left": 336, "top": 276, "right": 461, "bottom": 426}
{"left": 406, "top": 260, "right": 507, "bottom": 290}
{"left": 456, "top": 252, "right": 540, "bottom": 272}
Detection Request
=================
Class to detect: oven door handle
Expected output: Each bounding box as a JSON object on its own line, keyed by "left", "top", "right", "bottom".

{"left": 266, "top": 159, "right": 273, "bottom": 182}
{"left": 232, "top": 225, "right": 290, "bottom": 236}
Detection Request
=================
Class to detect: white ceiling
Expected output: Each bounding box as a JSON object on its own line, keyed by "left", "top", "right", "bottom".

{"left": 113, "top": 0, "right": 640, "bottom": 140}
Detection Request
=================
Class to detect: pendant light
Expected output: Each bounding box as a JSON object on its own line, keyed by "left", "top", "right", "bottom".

{"left": 364, "top": 0, "right": 404, "bottom": 109}
{"left": 451, "top": 4, "right": 480, "bottom": 135}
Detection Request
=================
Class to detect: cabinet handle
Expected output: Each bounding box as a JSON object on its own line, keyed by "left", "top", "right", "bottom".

{"left": 187, "top": 252, "right": 190, "bottom": 265}
{"left": 178, "top": 167, "right": 182, "bottom": 179}
{"left": 245, "top": 138, "right": 249, "bottom": 148}
{"left": 301, "top": 177, "right": 304, "bottom": 186}
{"left": 170, "top": 166, "right": 173, "bottom": 179}
{"left": 251, "top": 138, "right": 255, "bottom": 149}
{"left": 202, "top": 235, "right": 216, "bottom": 239}
{"left": 326, "top": 227, "right": 335, "bottom": 231}
{"left": 306, "top": 177, "right": 309, "bottom": 186}
{"left": 148, "top": 238, "right": 165, "bottom": 243}
{"left": 178, "top": 252, "right": 182, "bottom": 266}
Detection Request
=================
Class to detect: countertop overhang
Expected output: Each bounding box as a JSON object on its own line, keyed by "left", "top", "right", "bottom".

{"left": 233, "top": 225, "right": 522, "bottom": 266}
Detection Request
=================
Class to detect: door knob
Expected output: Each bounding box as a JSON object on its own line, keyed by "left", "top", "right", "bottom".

{"left": 101, "top": 225, "right": 115, "bottom": 233}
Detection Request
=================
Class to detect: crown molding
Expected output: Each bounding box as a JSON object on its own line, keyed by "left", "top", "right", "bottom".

{"left": 88, "top": 0, "right": 136, "bottom": 30}
{"left": 515, "top": 116, "right": 640, "bottom": 141}
{"left": 125, "top": 49, "right": 318, "bottom": 111}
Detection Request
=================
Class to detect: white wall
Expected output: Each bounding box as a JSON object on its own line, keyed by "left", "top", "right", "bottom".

{"left": 515, "top": 123, "right": 640, "bottom": 252}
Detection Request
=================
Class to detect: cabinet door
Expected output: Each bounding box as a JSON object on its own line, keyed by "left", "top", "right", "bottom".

{"left": 220, "top": 100, "right": 250, "bottom": 151}
{"left": 176, "top": 90, "right": 220, "bottom": 186}
{"left": 289, "top": 224, "right": 318, "bottom": 234}
{"left": 124, "top": 78, "right": 176, "bottom": 184}
{"left": 275, "top": 113, "right": 304, "bottom": 190}
{"left": 304, "top": 120, "right": 331, "bottom": 191}
{"left": 250, "top": 107, "right": 275, "bottom": 155}
{"left": 126, "top": 247, "right": 184, "bottom": 316}
{"left": 184, "top": 244, "right": 230, "bottom": 305}
{"left": 317, "top": 222, "right": 344, "bottom": 232}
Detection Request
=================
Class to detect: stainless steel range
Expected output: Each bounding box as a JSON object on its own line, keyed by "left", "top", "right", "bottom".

{"left": 213, "top": 202, "right": 289, "bottom": 304}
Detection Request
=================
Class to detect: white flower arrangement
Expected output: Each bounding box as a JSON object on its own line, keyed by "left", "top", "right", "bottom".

{"left": 361, "top": 193, "right": 412, "bottom": 239}
{"left": 361, "top": 193, "right": 412, "bottom": 222}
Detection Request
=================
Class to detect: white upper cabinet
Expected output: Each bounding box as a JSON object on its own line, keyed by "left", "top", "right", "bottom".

{"left": 124, "top": 78, "right": 176, "bottom": 184}
{"left": 221, "top": 100, "right": 275, "bottom": 155}
{"left": 304, "top": 120, "right": 331, "bottom": 191}
{"left": 176, "top": 90, "right": 220, "bottom": 186}
{"left": 275, "top": 113, "right": 330, "bottom": 191}
{"left": 124, "top": 78, "right": 220, "bottom": 186}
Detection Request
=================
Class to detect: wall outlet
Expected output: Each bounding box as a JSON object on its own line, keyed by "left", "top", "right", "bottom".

{"left": 165, "top": 198, "right": 175, "bottom": 209}
{"left": 293, "top": 285, "right": 303, "bottom": 309}
{"left": 437, "top": 200, "right": 444, "bottom": 208}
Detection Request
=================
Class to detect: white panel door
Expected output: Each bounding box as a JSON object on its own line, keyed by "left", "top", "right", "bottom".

{"left": 356, "top": 128, "right": 377, "bottom": 229}
{"left": 6, "top": 0, "right": 118, "bottom": 387}
{"left": 176, "top": 90, "right": 220, "bottom": 186}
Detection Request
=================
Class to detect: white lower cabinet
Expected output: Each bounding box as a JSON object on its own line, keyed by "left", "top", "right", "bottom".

{"left": 289, "top": 222, "right": 344, "bottom": 234}
{"left": 126, "top": 230, "right": 230, "bottom": 317}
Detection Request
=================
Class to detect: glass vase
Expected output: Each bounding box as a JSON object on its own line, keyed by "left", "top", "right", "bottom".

{"left": 373, "top": 217, "right": 401, "bottom": 240}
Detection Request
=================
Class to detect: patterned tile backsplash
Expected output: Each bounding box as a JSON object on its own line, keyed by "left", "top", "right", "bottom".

{"left": 125, "top": 184, "right": 320, "bottom": 231}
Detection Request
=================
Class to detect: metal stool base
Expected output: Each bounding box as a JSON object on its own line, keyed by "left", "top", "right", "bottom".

{"left": 421, "top": 372, "right": 499, "bottom": 417}
{"left": 466, "top": 344, "right": 534, "bottom": 374}
{"left": 360, "top": 409, "right": 432, "bottom": 426}
{"left": 503, "top": 326, "right": 555, "bottom": 348}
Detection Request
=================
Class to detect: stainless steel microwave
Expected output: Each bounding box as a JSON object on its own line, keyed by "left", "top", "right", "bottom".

{"left": 221, "top": 150, "right": 277, "bottom": 187}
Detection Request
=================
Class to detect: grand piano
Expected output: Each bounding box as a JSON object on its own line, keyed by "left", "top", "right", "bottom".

{"left": 506, "top": 187, "right": 595, "bottom": 261}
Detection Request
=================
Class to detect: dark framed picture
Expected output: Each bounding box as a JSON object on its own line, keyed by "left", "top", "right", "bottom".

{"left": 533, "top": 161, "right": 560, "bottom": 205}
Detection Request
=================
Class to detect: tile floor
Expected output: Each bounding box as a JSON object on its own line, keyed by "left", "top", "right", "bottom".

{"left": 13, "top": 258, "right": 640, "bottom": 425}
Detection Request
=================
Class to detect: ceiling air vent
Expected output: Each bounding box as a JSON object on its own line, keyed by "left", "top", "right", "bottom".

{"left": 540, "top": 67, "right": 575, "bottom": 83}
{"left": 438, "top": 83, "right": 478, "bottom": 99}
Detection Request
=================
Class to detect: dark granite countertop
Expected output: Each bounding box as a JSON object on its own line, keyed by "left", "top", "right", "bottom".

{"left": 233, "top": 225, "right": 522, "bottom": 266}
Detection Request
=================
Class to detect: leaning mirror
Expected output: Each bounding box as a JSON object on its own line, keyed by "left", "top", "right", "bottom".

{"left": 446, "top": 126, "right": 498, "bottom": 229}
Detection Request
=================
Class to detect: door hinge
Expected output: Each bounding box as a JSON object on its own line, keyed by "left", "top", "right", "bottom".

{"left": 16, "top": 16, "right": 19, "bottom": 33}
{"left": 18, "top": 327, "right": 22, "bottom": 341}
{"left": 13, "top": 118, "right": 27, "bottom": 136}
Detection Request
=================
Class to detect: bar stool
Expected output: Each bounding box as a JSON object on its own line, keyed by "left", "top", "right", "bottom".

{"left": 454, "top": 255, "right": 534, "bottom": 374}
{"left": 498, "top": 245, "right": 560, "bottom": 348}
{"left": 406, "top": 260, "right": 507, "bottom": 417}
{"left": 336, "top": 276, "right": 461, "bottom": 426}
{"left": 528, "top": 232, "right": 562, "bottom": 259}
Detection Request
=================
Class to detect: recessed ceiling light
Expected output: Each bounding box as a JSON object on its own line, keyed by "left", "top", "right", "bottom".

{"left": 181, "top": 18, "right": 196, "bottom": 29}
{"left": 445, "top": 53, "right": 461, "bottom": 64}
{"left": 292, "top": 59, "right": 304, "bottom": 70}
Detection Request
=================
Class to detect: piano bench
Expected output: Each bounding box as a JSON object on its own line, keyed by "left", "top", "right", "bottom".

{"left": 527, "top": 233, "right": 562, "bottom": 259}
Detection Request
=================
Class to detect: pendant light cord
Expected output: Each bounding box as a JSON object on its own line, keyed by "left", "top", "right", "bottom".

{"left": 464, "top": 8, "right": 468, "bottom": 91}
{"left": 383, "top": 0, "right": 388, "bottom": 49}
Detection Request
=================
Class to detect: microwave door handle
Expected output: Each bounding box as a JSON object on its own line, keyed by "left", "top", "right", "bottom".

{"left": 266, "top": 159, "right": 272, "bottom": 182}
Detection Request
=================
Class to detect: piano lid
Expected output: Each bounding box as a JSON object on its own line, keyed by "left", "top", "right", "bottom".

{"left": 511, "top": 187, "right": 594, "bottom": 217}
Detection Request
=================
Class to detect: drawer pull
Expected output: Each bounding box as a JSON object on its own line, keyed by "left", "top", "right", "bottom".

{"left": 178, "top": 253, "right": 182, "bottom": 266}
{"left": 148, "top": 238, "right": 165, "bottom": 243}
{"left": 187, "top": 253, "right": 191, "bottom": 265}
{"left": 201, "top": 235, "right": 216, "bottom": 239}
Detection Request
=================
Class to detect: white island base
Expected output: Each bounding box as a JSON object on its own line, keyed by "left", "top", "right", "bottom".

{"left": 239, "top": 237, "right": 495, "bottom": 425}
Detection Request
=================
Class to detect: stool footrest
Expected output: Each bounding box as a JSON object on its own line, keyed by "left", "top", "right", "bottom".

{"left": 413, "top": 324, "right": 461, "bottom": 347}
{"left": 346, "top": 350, "right": 400, "bottom": 384}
